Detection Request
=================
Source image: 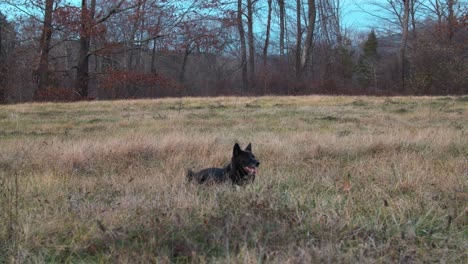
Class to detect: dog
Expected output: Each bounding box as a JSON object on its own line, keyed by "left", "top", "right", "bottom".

{"left": 187, "top": 143, "right": 260, "bottom": 186}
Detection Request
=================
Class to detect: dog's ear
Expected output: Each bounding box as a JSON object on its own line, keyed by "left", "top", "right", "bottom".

{"left": 233, "top": 143, "right": 242, "bottom": 156}
{"left": 245, "top": 143, "right": 252, "bottom": 152}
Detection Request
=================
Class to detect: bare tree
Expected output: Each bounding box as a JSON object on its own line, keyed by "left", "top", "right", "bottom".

{"left": 263, "top": 0, "right": 272, "bottom": 67}
{"left": 399, "top": 0, "right": 410, "bottom": 91}
{"left": 179, "top": 44, "right": 192, "bottom": 83}
{"left": 301, "top": 0, "right": 316, "bottom": 77}
{"left": 423, "top": 0, "right": 461, "bottom": 41}
{"left": 278, "top": 0, "right": 286, "bottom": 59}
{"left": 447, "top": 0, "right": 456, "bottom": 40}
{"left": 295, "top": 0, "right": 302, "bottom": 80}
{"left": 238, "top": 0, "right": 248, "bottom": 93}
{"left": 410, "top": 0, "right": 418, "bottom": 39}
{"left": 426, "top": 0, "right": 445, "bottom": 40}
{"left": 124, "top": 0, "right": 146, "bottom": 71}
{"left": 34, "top": 0, "right": 54, "bottom": 97}
{"left": 75, "top": 0, "right": 127, "bottom": 98}
{"left": 75, "top": 0, "right": 96, "bottom": 98}
{"left": 247, "top": 0, "right": 256, "bottom": 89}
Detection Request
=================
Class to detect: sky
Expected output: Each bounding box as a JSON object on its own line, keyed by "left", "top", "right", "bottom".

{"left": 341, "top": 0, "right": 378, "bottom": 30}
{"left": 0, "top": 0, "right": 380, "bottom": 30}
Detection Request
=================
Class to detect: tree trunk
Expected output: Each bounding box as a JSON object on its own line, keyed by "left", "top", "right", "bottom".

{"left": 410, "top": 0, "right": 417, "bottom": 39}
{"left": 373, "top": 63, "right": 377, "bottom": 91}
{"left": 151, "top": 37, "right": 157, "bottom": 74}
{"left": 247, "top": 0, "right": 255, "bottom": 90}
{"left": 399, "top": 0, "right": 410, "bottom": 92}
{"left": 262, "top": 0, "right": 272, "bottom": 94}
{"left": 150, "top": 15, "right": 163, "bottom": 75}
{"left": 263, "top": 0, "right": 272, "bottom": 67}
{"left": 318, "top": 0, "right": 330, "bottom": 45}
{"left": 75, "top": 0, "right": 96, "bottom": 98}
{"left": 432, "top": 0, "right": 443, "bottom": 39}
{"left": 237, "top": 0, "right": 248, "bottom": 94}
{"left": 34, "top": 0, "right": 54, "bottom": 98}
{"left": 136, "top": 0, "right": 147, "bottom": 70}
{"left": 301, "top": 0, "right": 316, "bottom": 75}
{"left": 333, "top": 0, "right": 342, "bottom": 44}
{"left": 295, "top": 0, "right": 302, "bottom": 80}
{"left": 447, "top": 0, "right": 455, "bottom": 41}
{"left": 278, "top": 0, "right": 285, "bottom": 59}
{"left": 179, "top": 45, "right": 191, "bottom": 83}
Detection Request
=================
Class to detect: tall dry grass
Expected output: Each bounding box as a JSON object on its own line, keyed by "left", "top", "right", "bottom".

{"left": 0, "top": 96, "right": 467, "bottom": 262}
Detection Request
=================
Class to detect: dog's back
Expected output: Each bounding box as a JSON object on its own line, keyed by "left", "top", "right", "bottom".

{"left": 187, "top": 167, "right": 229, "bottom": 184}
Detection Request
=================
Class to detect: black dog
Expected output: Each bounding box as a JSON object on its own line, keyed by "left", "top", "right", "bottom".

{"left": 187, "top": 143, "right": 260, "bottom": 185}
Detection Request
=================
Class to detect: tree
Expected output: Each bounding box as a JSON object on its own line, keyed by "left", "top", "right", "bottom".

{"left": 32, "top": 0, "right": 54, "bottom": 97}
{"left": 424, "top": 0, "right": 461, "bottom": 41}
{"left": 261, "top": 0, "right": 273, "bottom": 93}
{"left": 409, "top": 0, "right": 419, "bottom": 39}
{"left": 359, "top": 0, "right": 416, "bottom": 91}
{"left": 3, "top": 0, "right": 66, "bottom": 99}
{"left": 399, "top": 0, "right": 410, "bottom": 91}
{"left": 246, "top": 0, "right": 256, "bottom": 90}
{"left": 407, "top": 0, "right": 466, "bottom": 94}
{"left": 262, "top": 0, "right": 272, "bottom": 68}
{"left": 364, "top": 30, "right": 378, "bottom": 58}
{"left": 0, "top": 12, "right": 11, "bottom": 103}
{"left": 278, "top": 0, "right": 285, "bottom": 59}
{"left": 301, "top": 0, "right": 316, "bottom": 77}
{"left": 177, "top": 20, "right": 227, "bottom": 84}
{"left": 446, "top": 0, "right": 457, "bottom": 41}
{"left": 237, "top": 0, "right": 248, "bottom": 93}
{"left": 357, "top": 30, "right": 380, "bottom": 89}
{"left": 335, "top": 37, "right": 354, "bottom": 81}
{"left": 75, "top": 0, "right": 127, "bottom": 98}
{"left": 75, "top": 0, "right": 94, "bottom": 98}
{"left": 295, "top": 0, "right": 302, "bottom": 80}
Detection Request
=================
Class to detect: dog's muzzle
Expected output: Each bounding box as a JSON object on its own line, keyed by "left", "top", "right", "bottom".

{"left": 244, "top": 165, "right": 259, "bottom": 175}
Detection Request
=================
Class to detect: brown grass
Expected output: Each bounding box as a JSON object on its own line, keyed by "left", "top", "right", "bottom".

{"left": 0, "top": 96, "right": 467, "bottom": 263}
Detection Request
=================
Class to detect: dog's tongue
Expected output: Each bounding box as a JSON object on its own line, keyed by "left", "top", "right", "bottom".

{"left": 245, "top": 166, "right": 258, "bottom": 174}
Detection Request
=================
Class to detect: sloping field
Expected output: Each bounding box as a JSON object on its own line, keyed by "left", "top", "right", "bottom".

{"left": 1, "top": 96, "right": 467, "bottom": 262}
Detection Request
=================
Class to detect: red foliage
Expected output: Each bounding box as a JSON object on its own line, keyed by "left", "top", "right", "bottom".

{"left": 33, "top": 87, "right": 79, "bottom": 102}
{"left": 99, "top": 71, "right": 179, "bottom": 98}
{"left": 54, "top": 5, "right": 81, "bottom": 33}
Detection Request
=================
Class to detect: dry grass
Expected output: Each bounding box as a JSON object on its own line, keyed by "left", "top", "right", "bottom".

{"left": 1, "top": 96, "right": 467, "bottom": 263}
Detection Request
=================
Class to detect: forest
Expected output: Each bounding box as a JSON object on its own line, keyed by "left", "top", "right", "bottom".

{"left": 0, "top": 0, "right": 466, "bottom": 103}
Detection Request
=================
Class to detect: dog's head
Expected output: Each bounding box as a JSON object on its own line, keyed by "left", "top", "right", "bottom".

{"left": 232, "top": 143, "right": 260, "bottom": 176}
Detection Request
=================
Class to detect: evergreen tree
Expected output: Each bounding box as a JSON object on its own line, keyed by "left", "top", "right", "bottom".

{"left": 356, "top": 30, "right": 380, "bottom": 88}
{"left": 363, "top": 30, "right": 378, "bottom": 59}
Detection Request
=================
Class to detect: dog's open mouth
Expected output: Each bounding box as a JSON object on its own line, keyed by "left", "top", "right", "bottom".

{"left": 244, "top": 166, "right": 258, "bottom": 175}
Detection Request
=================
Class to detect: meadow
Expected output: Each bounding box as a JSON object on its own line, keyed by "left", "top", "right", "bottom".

{"left": 0, "top": 96, "right": 467, "bottom": 263}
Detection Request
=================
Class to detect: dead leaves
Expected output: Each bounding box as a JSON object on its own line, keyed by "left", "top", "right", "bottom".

{"left": 341, "top": 173, "right": 352, "bottom": 193}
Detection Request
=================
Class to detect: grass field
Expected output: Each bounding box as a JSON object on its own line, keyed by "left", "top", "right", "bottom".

{"left": 1, "top": 96, "right": 467, "bottom": 263}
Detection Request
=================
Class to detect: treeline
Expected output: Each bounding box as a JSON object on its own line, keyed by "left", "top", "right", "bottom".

{"left": 0, "top": 0, "right": 466, "bottom": 103}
